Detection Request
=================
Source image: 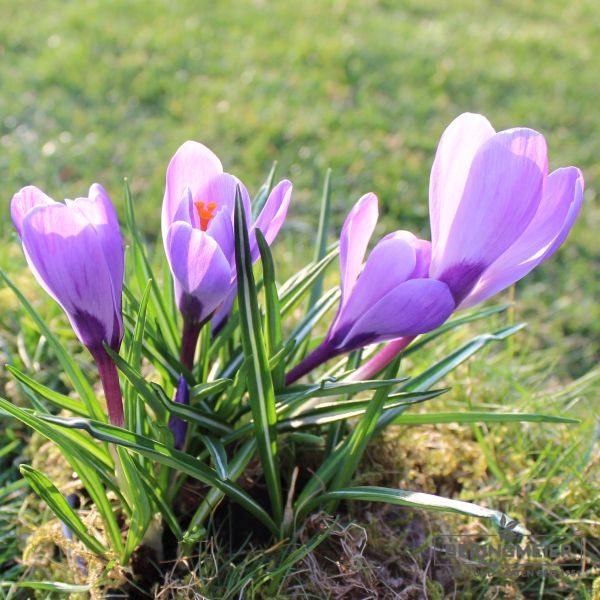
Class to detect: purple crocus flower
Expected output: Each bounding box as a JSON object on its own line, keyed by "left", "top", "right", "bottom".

{"left": 162, "top": 141, "right": 292, "bottom": 369}
{"left": 11, "top": 184, "right": 126, "bottom": 425}
{"left": 353, "top": 112, "right": 584, "bottom": 380}
{"left": 285, "top": 193, "right": 455, "bottom": 383}
{"left": 168, "top": 375, "right": 190, "bottom": 450}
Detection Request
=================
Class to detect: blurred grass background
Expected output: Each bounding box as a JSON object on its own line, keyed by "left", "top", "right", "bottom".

{"left": 0, "top": 0, "right": 598, "bottom": 594}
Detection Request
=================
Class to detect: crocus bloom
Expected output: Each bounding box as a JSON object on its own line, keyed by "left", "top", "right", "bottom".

{"left": 168, "top": 375, "right": 190, "bottom": 450}
{"left": 352, "top": 112, "right": 584, "bottom": 379}
{"left": 162, "top": 141, "right": 292, "bottom": 368}
{"left": 11, "top": 184, "right": 125, "bottom": 426}
{"left": 285, "top": 193, "right": 455, "bottom": 383}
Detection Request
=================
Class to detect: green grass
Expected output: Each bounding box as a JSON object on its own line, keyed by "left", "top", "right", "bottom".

{"left": 0, "top": 0, "right": 599, "bottom": 597}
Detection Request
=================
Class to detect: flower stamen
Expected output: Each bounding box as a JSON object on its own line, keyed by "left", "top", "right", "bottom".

{"left": 195, "top": 201, "right": 217, "bottom": 231}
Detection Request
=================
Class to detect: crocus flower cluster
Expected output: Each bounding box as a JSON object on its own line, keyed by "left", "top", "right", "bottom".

{"left": 162, "top": 141, "right": 292, "bottom": 368}
{"left": 11, "top": 184, "right": 126, "bottom": 426}
{"left": 9, "top": 112, "right": 583, "bottom": 437}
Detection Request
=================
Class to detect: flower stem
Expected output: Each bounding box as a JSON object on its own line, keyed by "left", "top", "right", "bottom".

{"left": 348, "top": 336, "right": 414, "bottom": 381}
{"left": 91, "top": 348, "right": 124, "bottom": 427}
{"left": 180, "top": 317, "right": 202, "bottom": 371}
{"left": 285, "top": 341, "right": 338, "bottom": 385}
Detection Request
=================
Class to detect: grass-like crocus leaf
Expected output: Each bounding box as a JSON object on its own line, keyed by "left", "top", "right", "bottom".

{"left": 279, "top": 245, "right": 339, "bottom": 316}
{"left": 39, "top": 413, "right": 278, "bottom": 535}
{"left": 308, "top": 168, "right": 332, "bottom": 309}
{"left": 6, "top": 364, "right": 87, "bottom": 416}
{"left": 252, "top": 161, "right": 278, "bottom": 219}
{"left": 256, "top": 229, "right": 285, "bottom": 390}
{"left": 0, "top": 582, "right": 92, "bottom": 592}
{"left": 19, "top": 465, "right": 107, "bottom": 556}
{"left": 391, "top": 412, "right": 579, "bottom": 425}
{"left": 234, "top": 187, "right": 283, "bottom": 526}
{"left": 301, "top": 486, "right": 529, "bottom": 536}
{"left": 123, "top": 179, "right": 179, "bottom": 355}
{"left": 0, "top": 270, "right": 104, "bottom": 422}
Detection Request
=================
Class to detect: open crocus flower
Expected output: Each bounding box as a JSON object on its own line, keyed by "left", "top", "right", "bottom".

{"left": 162, "top": 141, "right": 292, "bottom": 369}
{"left": 11, "top": 184, "right": 125, "bottom": 425}
{"left": 352, "top": 112, "right": 584, "bottom": 380}
{"left": 285, "top": 193, "right": 455, "bottom": 383}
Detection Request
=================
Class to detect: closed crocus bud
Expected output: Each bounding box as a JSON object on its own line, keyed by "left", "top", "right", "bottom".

{"left": 162, "top": 141, "right": 293, "bottom": 369}
{"left": 11, "top": 184, "right": 125, "bottom": 426}
{"left": 285, "top": 193, "right": 455, "bottom": 384}
{"left": 168, "top": 375, "right": 190, "bottom": 451}
{"left": 353, "top": 113, "right": 584, "bottom": 381}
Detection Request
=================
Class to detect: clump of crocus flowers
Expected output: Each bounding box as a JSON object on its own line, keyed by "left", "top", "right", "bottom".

{"left": 10, "top": 112, "right": 583, "bottom": 432}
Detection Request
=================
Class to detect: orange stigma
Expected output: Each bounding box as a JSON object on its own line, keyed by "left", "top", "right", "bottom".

{"left": 194, "top": 201, "right": 218, "bottom": 231}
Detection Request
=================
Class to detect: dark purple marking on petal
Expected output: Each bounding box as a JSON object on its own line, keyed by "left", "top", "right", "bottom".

{"left": 437, "top": 261, "right": 486, "bottom": 305}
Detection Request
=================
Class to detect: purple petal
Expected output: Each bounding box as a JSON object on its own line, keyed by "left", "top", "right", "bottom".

{"left": 72, "top": 184, "right": 125, "bottom": 339}
{"left": 339, "top": 193, "right": 378, "bottom": 309}
{"left": 250, "top": 179, "right": 293, "bottom": 262}
{"left": 206, "top": 208, "right": 235, "bottom": 268}
{"left": 429, "top": 113, "right": 496, "bottom": 264}
{"left": 172, "top": 187, "right": 199, "bottom": 228}
{"left": 11, "top": 186, "right": 56, "bottom": 237}
{"left": 432, "top": 127, "right": 548, "bottom": 300}
{"left": 211, "top": 286, "right": 237, "bottom": 334}
{"left": 460, "top": 167, "right": 584, "bottom": 308}
{"left": 162, "top": 141, "right": 223, "bottom": 243}
{"left": 332, "top": 232, "right": 418, "bottom": 339}
{"left": 166, "top": 221, "right": 231, "bottom": 323}
{"left": 21, "top": 204, "right": 121, "bottom": 350}
{"left": 338, "top": 278, "right": 455, "bottom": 350}
{"left": 196, "top": 172, "right": 251, "bottom": 227}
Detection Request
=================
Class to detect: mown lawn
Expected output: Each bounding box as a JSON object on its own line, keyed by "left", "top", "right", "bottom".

{"left": 0, "top": 0, "right": 598, "bottom": 597}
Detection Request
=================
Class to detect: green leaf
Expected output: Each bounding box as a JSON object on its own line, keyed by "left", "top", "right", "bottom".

{"left": 39, "top": 413, "right": 278, "bottom": 535}
{"left": 20, "top": 465, "right": 107, "bottom": 556}
{"left": 0, "top": 582, "right": 92, "bottom": 592}
{"left": 303, "top": 486, "right": 529, "bottom": 536}
{"left": 252, "top": 161, "right": 278, "bottom": 219}
{"left": 257, "top": 229, "right": 285, "bottom": 389}
{"left": 391, "top": 411, "right": 579, "bottom": 425}
{"left": 308, "top": 168, "right": 332, "bottom": 309}
{"left": 6, "top": 365, "right": 86, "bottom": 416}
{"left": 123, "top": 179, "right": 179, "bottom": 355}
{"left": 0, "top": 270, "right": 104, "bottom": 421}
{"left": 279, "top": 245, "right": 339, "bottom": 316}
{"left": 198, "top": 434, "right": 229, "bottom": 479}
{"left": 234, "top": 187, "right": 283, "bottom": 525}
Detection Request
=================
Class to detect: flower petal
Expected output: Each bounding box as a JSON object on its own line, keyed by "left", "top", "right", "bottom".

{"left": 21, "top": 204, "right": 120, "bottom": 350}
{"left": 166, "top": 221, "right": 231, "bottom": 323}
{"left": 460, "top": 167, "right": 584, "bottom": 308}
{"left": 250, "top": 179, "right": 293, "bottom": 262}
{"left": 162, "top": 141, "right": 223, "bottom": 243}
{"left": 429, "top": 113, "right": 496, "bottom": 266}
{"left": 338, "top": 278, "right": 455, "bottom": 350}
{"left": 196, "top": 172, "right": 251, "bottom": 226}
{"left": 332, "top": 232, "right": 417, "bottom": 338}
{"left": 73, "top": 184, "right": 125, "bottom": 322}
{"left": 339, "top": 192, "right": 378, "bottom": 309}
{"left": 11, "top": 186, "right": 56, "bottom": 237}
{"left": 206, "top": 208, "right": 235, "bottom": 268}
{"left": 432, "top": 127, "right": 548, "bottom": 302}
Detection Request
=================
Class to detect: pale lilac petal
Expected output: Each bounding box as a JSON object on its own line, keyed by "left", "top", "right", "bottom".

{"left": 332, "top": 232, "right": 417, "bottom": 338}
{"left": 162, "top": 141, "right": 223, "bottom": 243}
{"left": 211, "top": 286, "right": 237, "bottom": 334}
{"left": 339, "top": 193, "right": 378, "bottom": 309}
{"left": 338, "top": 279, "right": 456, "bottom": 350}
{"left": 195, "top": 172, "right": 251, "bottom": 226}
{"left": 249, "top": 179, "right": 293, "bottom": 262}
{"left": 429, "top": 113, "right": 496, "bottom": 267}
{"left": 172, "top": 187, "right": 199, "bottom": 228}
{"left": 431, "top": 128, "right": 548, "bottom": 302}
{"left": 166, "top": 221, "right": 231, "bottom": 323}
{"left": 74, "top": 184, "right": 124, "bottom": 314}
{"left": 11, "top": 186, "right": 56, "bottom": 237}
{"left": 460, "top": 167, "right": 584, "bottom": 308}
{"left": 206, "top": 208, "right": 235, "bottom": 268}
{"left": 21, "top": 204, "right": 120, "bottom": 350}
